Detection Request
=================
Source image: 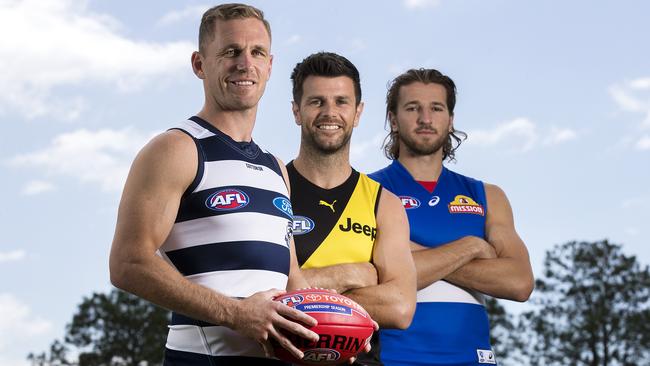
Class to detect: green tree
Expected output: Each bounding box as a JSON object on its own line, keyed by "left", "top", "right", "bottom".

{"left": 28, "top": 289, "right": 169, "bottom": 366}
{"left": 518, "top": 239, "right": 650, "bottom": 365}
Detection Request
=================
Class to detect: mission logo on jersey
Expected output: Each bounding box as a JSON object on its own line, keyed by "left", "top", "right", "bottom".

{"left": 399, "top": 196, "right": 420, "bottom": 209}
{"left": 205, "top": 189, "right": 249, "bottom": 211}
{"left": 448, "top": 195, "right": 485, "bottom": 216}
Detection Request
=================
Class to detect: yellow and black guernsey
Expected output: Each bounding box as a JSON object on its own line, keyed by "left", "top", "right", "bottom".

{"left": 287, "top": 161, "right": 383, "bottom": 366}
{"left": 287, "top": 161, "right": 382, "bottom": 268}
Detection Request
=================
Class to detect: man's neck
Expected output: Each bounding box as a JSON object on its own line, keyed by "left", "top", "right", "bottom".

{"left": 293, "top": 146, "right": 352, "bottom": 189}
{"left": 196, "top": 105, "right": 258, "bottom": 142}
{"left": 398, "top": 149, "right": 444, "bottom": 181}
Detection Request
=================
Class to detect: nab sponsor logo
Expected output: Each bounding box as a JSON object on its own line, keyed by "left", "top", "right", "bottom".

{"left": 273, "top": 197, "right": 293, "bottom": 217}
{"left": 428, "top": 196, "right": 440, "bottom": 207}
{"left": 205, "top": 189, "right": 249, "bottom": 211}
{"left": 303, "top": 349, "right": 340, "bottom": 362}
{"left": 292, "top": 216, "right": 315, "bottom": 235}
{"left": 399, "top": 196, "right": 420, "bottom": 209}
{"left": 280, "top": 294, "right": 304, "bottom": 307}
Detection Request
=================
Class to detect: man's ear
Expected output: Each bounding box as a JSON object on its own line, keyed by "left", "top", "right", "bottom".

{"left": 353, "top": 102, "right": 364, "bottom": 127}
{"left": 292, "top": 101, "right": 301, "bottom": 125}
{"left": 191, "top": 51, "right": 205, "bottom": 79}
{"left": 389, "top": 111, "right": 398, "bottom": 132}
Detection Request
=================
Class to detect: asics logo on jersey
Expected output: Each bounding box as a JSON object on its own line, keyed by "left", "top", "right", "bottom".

{"left": 339, "top": 217, "right": 377, "bottom": 241}
{"left": 205, "top": 189, "right": 249, "bottom": 211}
{"left": 428, "top": 196, "right": 440, "bottom": 207}
{"left": 319, "top": 199, "right": 337, "bottom": 212}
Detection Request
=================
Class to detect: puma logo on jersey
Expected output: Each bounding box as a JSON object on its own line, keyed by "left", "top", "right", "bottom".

{"left": 319, "top": 199, "right": 337, "bottom": 212}
{"left": 339, "top": 217, "right": 377, "bottom": 241}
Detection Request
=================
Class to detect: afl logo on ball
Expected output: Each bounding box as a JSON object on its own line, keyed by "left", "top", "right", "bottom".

{"left": 205, "top": 189, "right": 249, "bottom": 211}
{"left": 399, "top": 196, "right": 420, "bottom": 209}
{"left": 280, "top": 295, "right": 304, "bottom": 307}
{"left": 303, "top": 349, "right": 340, "bottom": 362}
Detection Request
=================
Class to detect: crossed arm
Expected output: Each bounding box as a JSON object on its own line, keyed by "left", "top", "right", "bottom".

{"left": 302, "top": 189, "right": 417, "bottom": 329}
{"left": 109, "top": 131, "right": 317, "bottom": 359}
{"left": 410, "top": 183, "right": 534, "bottom": 302}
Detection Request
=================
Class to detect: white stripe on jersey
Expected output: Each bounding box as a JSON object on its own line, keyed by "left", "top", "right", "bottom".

{"left": 166, "top": 324, "right": 266, "bottom": 357}
{"left": 417, "top": 280, "right": 485, "bottom": 305}
{"left": 187, "top": 269, "right": 288, "bottom": 298}
{"left": 195, "top": 159, "right": 288, "bottom": 194}
{"left": 177, "top": 119, "right": 216, "bottom": 139}
{"left": 161, "top": 212, "right": 290, "bottom": 251}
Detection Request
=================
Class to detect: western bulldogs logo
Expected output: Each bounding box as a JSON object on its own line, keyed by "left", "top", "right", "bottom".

{"left": 292, "top": 216, "right": 315, "bottom": 235}
{"left": 280, "top": 294, "right": 304, "bottom": 307}
{"left": 205, "top": 189, "right": 249, "bottom": 211}
{"left": 273, "top": 197, "right": 293, "bottom": 217}
{"left": 399, "top": 196, "right": 420, "bottom": 209}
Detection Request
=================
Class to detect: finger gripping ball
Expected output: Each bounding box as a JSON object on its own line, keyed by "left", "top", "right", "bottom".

{"left": 272, "top": 289, "right": 374, "bottom": 365}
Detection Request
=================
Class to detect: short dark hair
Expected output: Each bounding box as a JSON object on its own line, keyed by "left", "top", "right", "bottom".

{"left": 383, "top": 68, "right": 466, "bottom": 161}
{"left": 291, "top": 52, "right": 362, "bottom": 106}
{"left": 199, "top": 3, "right": 271, "bottom": 54}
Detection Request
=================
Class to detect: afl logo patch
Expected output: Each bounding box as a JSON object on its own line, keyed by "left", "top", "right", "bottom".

{"left": 292, "top": 216, "right": 315, "bottom": 235}
{"left": 273, "top": 197, "right": 293, "bottom": 217}
{"left": 399, "top": 196, "right": 420, "bottom": 209}
{"left": 205, "top": 189, "right": 249, "bottom": 211}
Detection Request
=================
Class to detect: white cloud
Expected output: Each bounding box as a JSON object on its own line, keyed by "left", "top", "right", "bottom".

{"left": 21, "top": 180, "right": 56, "bottom": 196}
{"left": 0, "top": 0, "right": 194, "bottom": 120}
{"left": 635, "top": 135, "right": 650, "bottom": 150}
{"left": 157, "top": 5, "right": 209, "bottom": 27}
{"left": 467, "top": 118, "right": 538, "bottom": 152}
{"left": 351, "top": 132, "right": 385, "bottom": 159}
{"left": 285, "top": 34, "right": 302, "bottom": 45}
{"left": 544, "top": 127, "right": 578, "bottom": 145}
{"left": 404, "top": 0, "right": 441, "bottom": 9}
{"left": 0, "top": 293, "right": 52, "bottom": 352}
{"left": 9, "top": 128, "right": 156, "bottom": 192}
{"left": 0, "top": 250, "right": 26, "bottom": 263}
{"left": 609, "top": 77, "right": 650, "bottom": 128}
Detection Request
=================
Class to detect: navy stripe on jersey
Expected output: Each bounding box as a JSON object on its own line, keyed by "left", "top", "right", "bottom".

{"left": 164, "top": 348, "right": 290, "bottom": 366}
{"left": 168, "top": 127, "right": 206, "bottom": 198}
{"left": 166, "top": 241, "right": 290, "bottom": 276}
{"left": 188, "top": 116, "right": 282, "bottom": 176}
{"left": 176, "top": 186, "right": 292, "bottom": 223}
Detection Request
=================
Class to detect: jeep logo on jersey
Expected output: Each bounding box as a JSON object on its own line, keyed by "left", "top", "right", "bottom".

{"left": 292, "top": 216, "right": 315, "bottom": 235}
{"left": 273, "top": 197, "right": 293, "bottom": 217}
{"left": 205, "top": 189, "right": 249, "bottom": 211}
{"left": 303, "top": 349, "right": 340, "bottom": 362}
{"left": 399, "top": 196, "right": 420, "bottom": 209}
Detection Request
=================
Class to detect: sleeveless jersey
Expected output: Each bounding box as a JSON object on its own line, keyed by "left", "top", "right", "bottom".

{"left": 287, "top": 162, "right": 383, "bottom": 365}
{"left": 159, "top": 116, "right": 292, "bottom": 365}
{"left": 370, "top": 161, "right": 496, "bottom": 366}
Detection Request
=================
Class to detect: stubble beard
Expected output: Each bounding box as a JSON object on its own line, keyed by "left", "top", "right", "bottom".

{"left": 401, "top": 128, "right": 449, "bottom": 157}
{"left": 302, "top": 126, "right": 352, "bottom": 156}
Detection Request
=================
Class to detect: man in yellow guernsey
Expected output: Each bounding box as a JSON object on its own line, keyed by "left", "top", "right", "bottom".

{"left": 286, "top": 52, "right": 417, "bottom": 366}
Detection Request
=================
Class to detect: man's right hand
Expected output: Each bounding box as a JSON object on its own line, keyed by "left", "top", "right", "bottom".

{"left": 229, "top": 288, "right": 320, "bottom": 360}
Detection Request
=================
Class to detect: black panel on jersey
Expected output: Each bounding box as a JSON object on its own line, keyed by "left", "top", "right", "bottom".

{"left": 164, "top": 348, "right": 290, "bottom": 366}
{"left": 166, "top": 241, "right": 290, "bottom": 276}
{"left": 176, "top": 186, "right": 292, "bottom": 223}
{"left": 189, "top": 116, "right": 282, "bottom": 176}
{"left": 286, "top": 161, "right": 359, "bottom": 266}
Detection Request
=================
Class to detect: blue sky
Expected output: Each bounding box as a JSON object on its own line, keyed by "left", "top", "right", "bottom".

{"left": 1, "top": 0, "right": 649, "bottom": 364}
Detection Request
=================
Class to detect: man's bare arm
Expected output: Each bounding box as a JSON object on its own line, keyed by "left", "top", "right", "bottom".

{"left": 445, "top": 183, "right": 534, "bottom": 301}
{"left": 301, "top": 262, "right": 378, "bottom": 294}
{"left": 342, "top": 189, "right": 416, "bottom": 329}
{"left": 109, "top": 131, "right": 317, "bottom": 359}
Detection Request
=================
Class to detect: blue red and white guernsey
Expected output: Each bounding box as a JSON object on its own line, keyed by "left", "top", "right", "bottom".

{"left": 159, "top": 116, "right": 292, "bottom": 366}
{"left": 369, "top": 160, "right": 497, "bottom": 366}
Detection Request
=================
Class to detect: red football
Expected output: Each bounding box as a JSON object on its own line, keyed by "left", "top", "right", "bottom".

{"left": 273, "top": 289, "right": 374, "bottom": 365}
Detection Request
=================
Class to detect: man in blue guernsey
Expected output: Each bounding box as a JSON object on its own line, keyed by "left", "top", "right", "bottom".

{"left": 369, "top": 69, "right": 534, "bottom": 366}
{"left": 287, "top": 52, "right": 417, "bottom": 366}
{"left": 109, "top": 4, "right": 320, "bottom": 365}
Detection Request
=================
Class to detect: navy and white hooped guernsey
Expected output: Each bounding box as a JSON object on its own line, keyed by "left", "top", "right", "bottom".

{"left": 370, "top": 161, "right": 497, "bottom": 366}
{"left": 159, "top": 116, "right": 292, "bottom": 365}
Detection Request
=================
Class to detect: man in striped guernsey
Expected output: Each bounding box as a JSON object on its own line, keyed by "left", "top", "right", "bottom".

{"left": 369, "top": 68, "right": 535, "bottom": 365}
{"left": 109, "top": 4, "right": 319, "bottom": 365}
{"left": 287, "top": 52, "right": 417, "bottom": 366}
